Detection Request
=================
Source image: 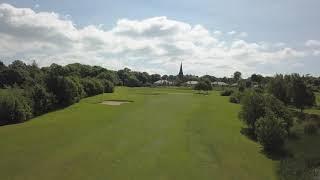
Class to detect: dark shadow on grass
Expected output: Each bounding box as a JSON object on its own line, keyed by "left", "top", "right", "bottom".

{"left": 240, "top": 127, "right": 257, "bottom": 141}
{"left": 260, "top": 148, "right": 293, "bottom": 161}
{"left": 288, "top": 132, "right": 300, "bottom": 141}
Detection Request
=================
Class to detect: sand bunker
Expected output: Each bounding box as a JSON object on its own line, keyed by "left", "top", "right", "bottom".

{"left": 101, "top": 100, "right": 132, "bottom": 106}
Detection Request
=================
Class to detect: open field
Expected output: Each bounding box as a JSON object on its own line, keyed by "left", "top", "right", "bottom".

{"left": 0, "top": 87, "right": 278, "bottom": 180}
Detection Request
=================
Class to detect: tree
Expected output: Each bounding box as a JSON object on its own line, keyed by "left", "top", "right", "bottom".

{"left": 251, "top": 74, "right": 264, "bottom": 84}
{"left": 167, "top": 75, "right": 176, "bottom": 81}
{"left": 239, "top": 92, "right": 293, "bottom": 132}
{"left": 0, "top": 90, "right": 32, "bottom": 125}
{"left": 117, "top": 68, "right": 132, "bottom": 86}
{"left": 239, "top": 91, "right": 266, "bottom": 129}
{"left": 0, "top": 69, "right": 27, "bottom": 87}
{"left": 126, "top": 75, "right": 141, "bottom": 87}
{"left": 100, "top": 79, "right": 114, "bottom": 93}
{"left": 97, "top": 71, "right": 120, "bottom": 85}
{"left": 289, "top": 74, "right": 315, "bottom": 112}
{"left": 81, "top": 78, "right": 104, "bottom": 97}
{"left": 264, "top": 94, "right": 293, "bottom": 132}
{"left": 56, "top": 77, "right": 83, "bottom": 106}
{"left": 0, "top": 61, "right": 6, "bottom": 71}
{"left": 161, "top": 75, "right": 168, "bottom": 80}
{"left": 135, "top": 72, "right": 149, "bottom": 85}
{"left": 233, "top": 71, "right": 242, "bottom": 82}
{"left": 150, "top": 74, "right": 161, "bottom": 83}
{"left": 268, "top": 74, "right": 289, "bottom": 104}
{"left": 28, "top": 84, "right": 55, "bottom": 115}
{"left": 255, "top": 110, "right": 288, "bottom": 151}
{"left": 194, "top": 79, "right": 212, "bottom": 93}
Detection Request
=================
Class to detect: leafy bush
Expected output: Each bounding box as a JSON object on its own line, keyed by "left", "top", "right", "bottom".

{"left": 255, "top": 111, "right": 288, "bottom": 150}
{"left": 0, "top": 90, "right": 32, "bottom": 125}
{"left": 28, "top": 84, "right": 55, "bottom": 115}
{"left": 239, "top": 92, "right": 292, "bottom": 132}
{"left": 81, "top": 78, "right": 104, "bottom": 97}
{"left": 220, "top": 89, "right": 234, "bottom": 96}
{"left": 264, "top": 94, "right": 293, "bottom": 132}
{"left": 194, "top": 79, "right": 212, "bottom": 92}
{"left": 239, "top": 91, "right": 266, "bottom": 129}
{"left": 229, "top": 91, "right": 243, "bottom": 104}
{"left": 100, "top": 79, "right": 114, "bottom": 93}
{"left": 304, "top": 123, "right": 318, "bottom": 135}
{"left": 229, "top": 96, "right": 239, "bottom": 104}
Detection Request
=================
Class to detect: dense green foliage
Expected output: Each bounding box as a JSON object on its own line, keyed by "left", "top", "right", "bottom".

{"left": 268, "top": 74, "right": 316, "bottom": 111}
{"left": 239, "top": 91, "right": 292, "bottom": 150}
{"left": 0, "top": 89, "right": 32, "bottom": 125}
{"left": 255, "top": 111, "right": 288, "bottom": 151}
{"left": 194, "top": 78, "right": 212, "bottom": 92}
{"left": 220, "top": 89, "right": 234, "bottom": 96}
{"left": 239, "top": 91, "right": 266, "bottom": 129}
{"left": 0, "top": 61, "right": 116, "bottom": 125}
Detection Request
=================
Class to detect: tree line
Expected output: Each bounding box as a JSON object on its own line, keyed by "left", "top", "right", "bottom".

{"left": 0, "top": 61, "right": 117, "bottom": 126}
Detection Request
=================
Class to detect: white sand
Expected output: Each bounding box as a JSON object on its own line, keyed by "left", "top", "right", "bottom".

{"left": 101, "top": 101, "right": 131, "bottom": 106}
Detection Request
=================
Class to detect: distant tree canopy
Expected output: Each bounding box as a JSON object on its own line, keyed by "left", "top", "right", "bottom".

{"left": 250, "top": 74, "right": 264, "bottom": 84}
{"left": 194, "top": 78, "right": 212, "bottom": 92}
{"left": 268, "top": 74, "right": 316, "bottom": 111}
{"left": 233, "top": 71, "right": 242, "bottom": 82}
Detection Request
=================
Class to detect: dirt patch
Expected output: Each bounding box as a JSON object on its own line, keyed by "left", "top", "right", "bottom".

{"left": 101, "top": 100, "right": 132, "bottom": 106}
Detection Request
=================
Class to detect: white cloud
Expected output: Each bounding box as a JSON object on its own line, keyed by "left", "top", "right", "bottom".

{"left": 238, "top": 32, "right": 248, "bottom": 38}
{"left": 0, "top": 3, "right": 314, "bottom": 76}
{"left": 313, "top": 50, "right": 320, "bottom": 56}
{"left": 227, "top": 31, "right": 237, "bottom": 35}
{"left": 305, "top": 40, "right": 320, "bottom": 47}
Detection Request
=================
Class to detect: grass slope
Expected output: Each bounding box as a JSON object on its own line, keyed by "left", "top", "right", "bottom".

{"left": 0, "top": 87, "right": 277, "bottom": 180}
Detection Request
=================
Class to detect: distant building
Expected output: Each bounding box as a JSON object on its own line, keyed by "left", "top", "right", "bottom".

{"left": 154, "top": 80, "right": 173, "bottom": 86}
{"left": 186, "top": 81, "right": 198, "bottom": 86}
{"left": 178, "top": 62, "right": 184, "bottom": 80}
{"left": 212, "top": 81, "right": 229, "bottom": 86}
{"left": 231, "top": 83, "right": 238, "bottom": 87}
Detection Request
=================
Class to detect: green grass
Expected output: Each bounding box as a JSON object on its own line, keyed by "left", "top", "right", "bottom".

{"left": 0, "top": 87, "right": 278, "bottom": 180}
{"left": 305, "top": 92, "right": 320, "bottom": 115}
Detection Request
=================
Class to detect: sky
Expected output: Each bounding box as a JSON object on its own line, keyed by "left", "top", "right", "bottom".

{"left": 0, "top": 0, "right": 319, "bottom": 77}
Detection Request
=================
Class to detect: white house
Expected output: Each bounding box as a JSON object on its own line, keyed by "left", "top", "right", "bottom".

{"left": 186, "top": 81, "right": 199, "bottom": 86}
{"left": 212, "top": 81, "right": 229, "bottom": 86}
{"left": 154, "top": 80, "right": 173, "bottom": 86}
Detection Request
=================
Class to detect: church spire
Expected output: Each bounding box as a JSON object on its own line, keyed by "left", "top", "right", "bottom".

{"left": 178, "top": 62, "right": 183, "bottom": 79}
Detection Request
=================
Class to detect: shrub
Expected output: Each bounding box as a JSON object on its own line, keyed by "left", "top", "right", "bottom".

{"left": 0, "top": 90, "right": 32, "bottom": 125}
{"left": 229, "top": 96, "right": 239, "bottom": 103}
{"left": 229, "top": 91, "right": 243, "bottom": 104}
{"left": 194, "top": 79, "right": 212, "bottom": 92}
{"left": 304, "top": 123, "right": 318, "bottom": 135}
{"left": 81, "top": 78, "right": 104, "bottom": 97}
{"left": 220, "top": 89, "right": 234, "bottom": 96}
{"left": 100, "top": 79, "right": 114, "bottom": 93}
{"left": 28, "top": 84, "right": 55, "bottom": 115}
{"left": 57, "top": 76, "right": 83, "bottom": 106}
{"left": 239, "top": 91, "right": 266, "bottom": 129}
{"left": 239, "top": 92, "right": 293, "bottom": 132}
{"left": 255, "top": 111, "right": 288, "bottom": 150}
{"left": 264, "top": 94, "right": 293, "bottom": 133}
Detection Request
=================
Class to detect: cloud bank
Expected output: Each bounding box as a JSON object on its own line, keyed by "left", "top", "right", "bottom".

{"left": 0, "top": 3, "right": 318, "bottom": 76}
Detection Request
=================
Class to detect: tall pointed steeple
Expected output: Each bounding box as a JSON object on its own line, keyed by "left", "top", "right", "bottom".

{"left": 178, "top": 62, "right": 183, "bottom": 79}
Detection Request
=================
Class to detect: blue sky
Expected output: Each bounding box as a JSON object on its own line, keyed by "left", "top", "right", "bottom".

{"left": 0, "top": 0, "right": 319, "bottom": 76}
